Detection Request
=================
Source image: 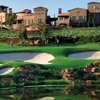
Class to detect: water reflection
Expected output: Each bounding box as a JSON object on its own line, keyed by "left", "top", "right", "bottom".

{"left": 0, "top": 85, "right": 100, "bottom": 100}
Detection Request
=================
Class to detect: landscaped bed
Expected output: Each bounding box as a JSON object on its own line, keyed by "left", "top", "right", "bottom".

{"left": 0, "top": 42, "right": 100, "bottom": 87}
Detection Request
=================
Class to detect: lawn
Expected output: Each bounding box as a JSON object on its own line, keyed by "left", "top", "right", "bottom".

{"left": 55, "top": 94, "right": 93, "bottom": 100}
{"left": 0, "top": 42, "right": 100, "bottom": 70}
{"left": 0, "top": 40, "right": 99, "bottom": 100}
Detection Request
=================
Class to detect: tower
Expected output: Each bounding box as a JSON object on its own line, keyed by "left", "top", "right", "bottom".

{"left": 88, "top": 1, "right": 100, "bottom": 26}
{"left": 34, "top": 6, "right": 48, "bottom": 23}
{"left": 58, "top": 8, "right": 62, "bottom": 14}
{"left": 88, "top": 1, "right": 100, "bottom": 13}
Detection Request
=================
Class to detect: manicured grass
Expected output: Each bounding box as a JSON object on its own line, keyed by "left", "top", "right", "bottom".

{"left": 55, "top": 94, "right": 93, "bottom": 100}
{"left": 0, "top": 43, "right": 100, "bottom": 71}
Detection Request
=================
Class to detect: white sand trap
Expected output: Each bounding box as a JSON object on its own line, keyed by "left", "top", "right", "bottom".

{"left": 39, "top": 97, "right": 55, "bottom": 100}
{"left": 24, "top": 53, "right": 54, "bottom": 64}
{"left": 0, "top": 52, "right": 54, "bottom": 64}
{"left": 0, "top": 67, "right": 14, "bottom": 75}
{"left": 68, "top": 51, "right": 100, "bottom": 59}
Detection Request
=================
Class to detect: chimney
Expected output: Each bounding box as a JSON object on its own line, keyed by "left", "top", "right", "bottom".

{"left": 58, "top": 8, "right": 62, "bottom": 14}
{"left": 7, "top": 8, "right": 12, "bottom": 13}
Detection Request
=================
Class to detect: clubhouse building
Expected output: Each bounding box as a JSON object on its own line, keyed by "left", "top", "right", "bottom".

{"left": 0, "top": 1, "right": 100, "bottom": 30}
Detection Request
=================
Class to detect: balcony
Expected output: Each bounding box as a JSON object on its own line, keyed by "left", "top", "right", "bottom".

{"left": 56, "top": 19, "right": 69, "bottom": 26}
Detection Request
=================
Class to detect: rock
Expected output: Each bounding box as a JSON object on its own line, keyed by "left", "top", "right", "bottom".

{"left": 86, "top": 80, "right": 92, "bottom": 86}
{"left": 39, "top": 97, "right": 55, "bottom": 100}
{"left": 93, "top": 61, "right": 100, "bottom": 67}
{"left": 86, "top": 64, "right": 93, "bottom": 68}
{"left": 62, "top": 74, "right": 69, "bottom": 80}
{"left": 1, "top": 78, "right": 13, "bottom": 82}
{"left": 25, "top": 64, "right": 33, "bottom": 70}
{"left": 34, "top": 40, "right": 39, "bottom": 45}
{"left": 91, "top": 91, "right": 96, "bottom": 96}
{"left": 91, "top": 67, "right": 97, "bottom": 73}
{"left": 65, "top": 68, "right": 73, "bottom": 73}
{"left": 15, "top": 67, "right": 21, "bottom": 71}
{"left": 93, "top": 72, "right": 100, "bottom": 75}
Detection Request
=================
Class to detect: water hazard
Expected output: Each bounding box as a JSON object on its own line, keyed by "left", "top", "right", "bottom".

{"left": 0, "top": 85, "right": 98, "bottom": 100}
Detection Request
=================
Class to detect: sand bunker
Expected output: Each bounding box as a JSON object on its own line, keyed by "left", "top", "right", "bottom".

{"left": 39, "top": 97, "right": 55, "bottom": 100}
{"left": 0, "top": 52, "right": 54, "bottom": 64}
{"left": 0, "top": 67, "right": 14, "bottom": 75}
{"left": 0, "top": 52, "right": 54, "bottom": 75}
{"left": 68, "top": 51, "right": 100, "bottom": 59}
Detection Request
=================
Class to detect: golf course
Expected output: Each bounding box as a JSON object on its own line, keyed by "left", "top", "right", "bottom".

{"left": 0, "top": 27, "right": 100, "bottom": 100}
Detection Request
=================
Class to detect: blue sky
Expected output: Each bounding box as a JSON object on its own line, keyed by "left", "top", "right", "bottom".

{"left": 0, "top": 0, "right": 100, "bottom": 17}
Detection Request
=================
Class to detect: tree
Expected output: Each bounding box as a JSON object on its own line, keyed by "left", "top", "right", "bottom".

{"left": 83, "top": 17, "right": 87, "bottom": 27}
{"left": 87, "top": 16, "right": 91, "bottom": 27}
{"left": 5, "top": 13, "right": 16, "bottom": 30}
{"left": 30, "top": 23, "right": 38, "bottom": 31}
{"left": 92, "top": 14, "right": 96, "bottom": 27}
{"left": 30, "top": 22, "right": 51, "bottom": 44}
{"left": 37, "top": 22, "right": 48, "bottom": 42}
{"left": 18, "top": 27, "right": 27, "bottom": 39}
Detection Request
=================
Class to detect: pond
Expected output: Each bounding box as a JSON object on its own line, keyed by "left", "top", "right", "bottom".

{"left": 0, "top": 85, "right": 98, "bottom": 100}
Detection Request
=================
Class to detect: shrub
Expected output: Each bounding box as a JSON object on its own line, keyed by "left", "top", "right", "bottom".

{"left": 10, "top": 82, "right": 17, "bottom": 87}
{"left": 44, "top": 79, "right": 69, "bottom": 85}
{"left": 84, "top": 73, "right": 96, "bottom": 80}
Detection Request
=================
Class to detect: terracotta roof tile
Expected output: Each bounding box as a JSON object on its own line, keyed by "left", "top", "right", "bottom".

{"left": 68, "top": 7, "right": 87, "bottom": 12}
{"left": 58, "top": 13, "right": 69, "bottom": 17}
{"left": 34, "top": 6, "right": 47, "bottom": 9}
{"left": 88, "top": 1, "right": 100, "bottom": 4}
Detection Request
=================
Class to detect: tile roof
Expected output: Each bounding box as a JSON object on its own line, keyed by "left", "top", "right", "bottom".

{"left": 68, "top": 7, "right": 87, "bottom": 12}
{"left": 34, "top": 6, "right": 47, "bottom": 9}
{"left": 14, "top": 18, "right": 23, "bottom": 21}
{"left": 0, "top": 5, "right": 8, "bottom": 8}
{"left": 88, "top": 1, "right": 100, "bottom": 4}
{"left": 58, "top": 13, "right": 69, "bottom": 17}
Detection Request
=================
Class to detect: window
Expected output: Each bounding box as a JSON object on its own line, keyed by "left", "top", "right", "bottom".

{"left": 60, "top": 17, "right": 63, "bottom": 20}
{"left": 28, "top": 20, "right": 30, "bottom": 24}
{"left": 65, "top": 17, "right": 68, "bottom": 20}
{"left": 24, "top": 20, "right": 26, "bottom": 24}
{"left": 32, "top": 19, "right": 34, "bottom": 23}
{"left": 79, "top": 16, "right": 83, "bottom": 22}
{"left": 72, "top": 16, "right": 76, "bottom": 22}
{"left": 38, "top": 18, "right": 42, "bottom": 22}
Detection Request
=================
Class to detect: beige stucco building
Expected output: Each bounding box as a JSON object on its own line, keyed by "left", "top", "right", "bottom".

{"left": 56, "top": 8, "right": 69, "bottom": 27}
{"left": 0, "top": 5, "right": 12, "bottom": 28}
{"left": 0, "top": 1, "right": 100, "bottom": 30}
{"left": 56, "top": 1, "right": 100, "bottom": 27}
{"left": 13, "top": 6, "right": 48, "bottom": 31}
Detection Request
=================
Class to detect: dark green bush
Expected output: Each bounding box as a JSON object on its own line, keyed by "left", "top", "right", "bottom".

{"left": 84, "top": 73, "right": 96, "bottom": 80}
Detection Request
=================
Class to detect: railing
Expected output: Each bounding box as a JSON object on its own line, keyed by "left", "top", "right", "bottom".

{"left": 56, "top": 20, "right": 69, "bottom": 23}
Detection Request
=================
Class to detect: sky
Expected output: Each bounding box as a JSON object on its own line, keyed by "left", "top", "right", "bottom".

{"left": 0, "top": 0, "right": 100, "bottom": 17}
